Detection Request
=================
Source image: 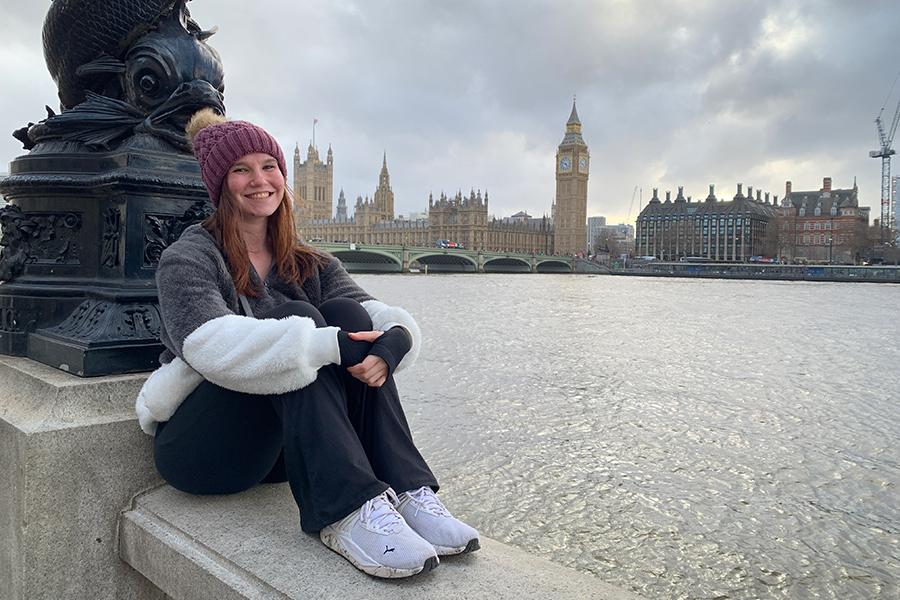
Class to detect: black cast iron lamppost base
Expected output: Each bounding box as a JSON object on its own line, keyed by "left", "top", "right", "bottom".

{"left": 0, "top": 138, "right": 213, "bottom": 376}
{"left": 0, "top": 0, "right": 224, "bottom": 376}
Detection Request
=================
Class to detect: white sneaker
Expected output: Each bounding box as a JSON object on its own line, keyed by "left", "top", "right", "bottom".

{"left": 320, "top": 489, "right": 439, "bottom": 578}
{"left": 396, "top": 486, "right": 481, "bottom": 556}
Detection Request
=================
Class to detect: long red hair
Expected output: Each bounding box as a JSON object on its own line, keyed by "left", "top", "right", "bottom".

{"left": 203, "top": 188, "right": 327, "bottom": 297}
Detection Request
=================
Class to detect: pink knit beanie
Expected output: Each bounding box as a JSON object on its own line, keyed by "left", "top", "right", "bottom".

{"left": 186, "top": 109, "right": 287, "bottom": 207}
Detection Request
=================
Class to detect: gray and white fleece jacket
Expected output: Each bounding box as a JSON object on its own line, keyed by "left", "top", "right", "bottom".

{"left": 134, "top": 224, "right": 421, "bottom": 435}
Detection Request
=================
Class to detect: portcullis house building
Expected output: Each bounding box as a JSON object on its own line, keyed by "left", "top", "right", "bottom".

{"left": 635, "top": 184, "right": 778, "bottom": 261}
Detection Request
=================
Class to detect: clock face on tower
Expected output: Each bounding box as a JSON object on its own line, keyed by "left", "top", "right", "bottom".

{"left": 578, "top": 156, "right": 588, "bottom": 173}
{"left": 559, "top": 156, "right": 571, "bottom": 172}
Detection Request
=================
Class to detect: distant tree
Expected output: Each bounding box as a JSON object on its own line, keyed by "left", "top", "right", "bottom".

{"left": 774, "top": 211, "right": 796, "bottom": 261}
{"left": 885, "top": 244, "right": 900, "bottom": 265}
{"left": 851, "top": 222, "right": 877, "bottom": 264}
{"left": 593, "top": 230, "right": 622, "bottom": 258}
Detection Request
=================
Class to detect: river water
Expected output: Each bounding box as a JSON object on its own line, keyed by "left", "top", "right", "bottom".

{"left": 354, "top": 274, "right": 899, "bottom": 600}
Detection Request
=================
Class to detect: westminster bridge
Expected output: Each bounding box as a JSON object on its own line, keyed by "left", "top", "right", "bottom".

{"left": 310, "top": 242, "right": 610, "bottom": 274}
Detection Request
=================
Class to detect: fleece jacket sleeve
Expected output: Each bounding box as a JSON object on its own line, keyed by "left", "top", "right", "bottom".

{"left": 135, "top": 357, "right": 204, "bottom": 434}
{"left": 181, "top": 314, "right": 341, "bottom": 395}
{"left": 337, "top": 331, "right": 372, "bottom": 367}
{"left": 156, "top": 242, "right": 235, "bottom": 359}
{"left": 361, "top": 300, "right": 421, "bottom": 373}
{"left": 156, "top": 238, "right": 341, "bottom": 394}
{"left": 367, "top": 327, "right": 412, "bottom": 375}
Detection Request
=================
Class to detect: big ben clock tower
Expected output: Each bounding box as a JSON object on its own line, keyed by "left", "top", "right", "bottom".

{"left": 554, "top": 99, "right": 589, "bottom": 256}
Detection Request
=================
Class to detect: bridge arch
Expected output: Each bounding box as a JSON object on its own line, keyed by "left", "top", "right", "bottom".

{"left": 332, "top": 249, "right": 402, "bottom": 273}
{"left": 535, "top": 259, "right": 572, "bottom": 273}
{"left": 483, "top": 256, "right": 532, "bottom": 273}
{"left": 409, "top": 251, "right": 477, "bottom": 273}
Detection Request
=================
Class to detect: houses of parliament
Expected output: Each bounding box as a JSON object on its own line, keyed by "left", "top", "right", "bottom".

{"left": 295, "top": 102, "right": 589, "bottom": 256}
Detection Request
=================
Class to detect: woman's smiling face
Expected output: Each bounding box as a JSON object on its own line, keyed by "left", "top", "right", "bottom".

{"left": 224, "top": 152, "right": 286, "bottom": 221}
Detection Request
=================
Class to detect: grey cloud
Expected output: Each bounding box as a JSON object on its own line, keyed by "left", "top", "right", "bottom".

{"left": 2, "top": 0, "right": 898, "bottom": 222}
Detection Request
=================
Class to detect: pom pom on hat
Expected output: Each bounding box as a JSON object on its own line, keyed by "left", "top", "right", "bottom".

{"left": 186, "top": 108, "right": 227, "bottom": 144}
{"left": 186, "top": 108, "right": 287, "bottom": 207}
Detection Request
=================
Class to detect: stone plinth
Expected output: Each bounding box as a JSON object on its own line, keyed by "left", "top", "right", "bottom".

{"left": 120, "top": 484, "right": 642, "bottom": 600}
{"left": 0, "top": 356, "right": 164, "bottom": 599}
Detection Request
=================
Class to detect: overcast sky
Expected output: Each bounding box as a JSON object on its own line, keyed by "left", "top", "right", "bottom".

{"left": 2, "top": 1, "right": 899, "bottom": 224}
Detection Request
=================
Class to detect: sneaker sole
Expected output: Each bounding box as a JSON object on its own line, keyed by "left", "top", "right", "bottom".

{"left": 434, "top": 537, "right": 481, "bottom": 556}
{"left": 321, "top": 529, "right": 439, "bottom": 579}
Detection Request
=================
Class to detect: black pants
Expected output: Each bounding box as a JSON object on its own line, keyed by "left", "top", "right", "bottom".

{"left": 153, "top": 298, "right": 438, "bottom": 532}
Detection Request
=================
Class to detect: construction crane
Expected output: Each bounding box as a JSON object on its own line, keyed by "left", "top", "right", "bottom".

{"left": 870, "top": 77, "right": 900, "bottom": 244}
{"left": 626, "top": 185, "right": 639, "bottom": 223}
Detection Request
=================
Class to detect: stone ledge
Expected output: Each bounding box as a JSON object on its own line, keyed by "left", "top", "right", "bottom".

{"left": 0, "top": 355, "right": 147, "bottom": 432}
{"left": 120, "top": 484, "right": 642, "bottom": 600}
{"left": 0, "top": 356, "right": 164, "bottom": 599}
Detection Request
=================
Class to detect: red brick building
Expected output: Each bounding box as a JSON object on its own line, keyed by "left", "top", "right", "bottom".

{"left": 777, "top": 177, "right": 870, "bottom": 264}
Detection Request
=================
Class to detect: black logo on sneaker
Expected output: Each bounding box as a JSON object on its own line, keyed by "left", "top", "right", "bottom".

{"left": 383, "top": 545, "right": 395, "bottom": 554}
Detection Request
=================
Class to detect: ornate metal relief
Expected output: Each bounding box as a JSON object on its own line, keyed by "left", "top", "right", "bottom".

{"left": 0, "top": 306, "right": 21, "bottom": 333}
{"left": 0, "top": 205, "right": 30, "bottom": 281}
{"left": 101, "top": 207, "right": 122, "bottom": 267}
{"left": 142, "top": 199, "right": 213, "bottom": 267}
{"left": 45, "top": 299, "right": 161, "bottom": 342}
{"left": 24, "top": 213, "right": 82, "bottom": 265}
{"left": 0, "top": 205, "right": 82, "bottom": 281}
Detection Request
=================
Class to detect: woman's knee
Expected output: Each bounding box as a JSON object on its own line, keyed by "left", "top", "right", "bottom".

{"left": 154, "top": 433, "right": 281, "bottom": 495}
{"left": 153, "top": 385, "right": 284, "bottom": 495}
{"left": 260, "top": 300, "right": 326, "bottom": 327}
{"left": 154, "top": 452, "right": 264, "bottom": 495}
{"left": 319, "top": 298, "right": 373, "bottom": 331}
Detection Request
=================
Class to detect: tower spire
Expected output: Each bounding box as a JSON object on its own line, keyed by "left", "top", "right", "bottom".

{"left": 561, "top": 97, "right": 585, "bottom": 145}
{"left": 567, "top": 96, "right": 581, "bottom": 126}
{"left": 374, "top": 150, "right": 394, "bottom": 219}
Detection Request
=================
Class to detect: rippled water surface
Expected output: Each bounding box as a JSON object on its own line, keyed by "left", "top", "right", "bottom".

{"left": 355, "top": 274, "right": 899, "bottom": 600}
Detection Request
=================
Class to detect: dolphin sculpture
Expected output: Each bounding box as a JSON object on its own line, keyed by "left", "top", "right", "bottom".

{"left": 16, "top": 0, "right": 225, "bottom": 152}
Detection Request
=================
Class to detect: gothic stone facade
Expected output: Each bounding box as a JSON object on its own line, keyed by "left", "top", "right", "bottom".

{"left": 296, "top": 102, "right": 584, "bottom": 255}
{"left": 353, "top": 153, "right": 395, "bottom": 226}
{"left": 301, "top": 186, "right": 551, "bottom": 253}
{"left": 294, "top": 143, "right": 333, "bottom": 222}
